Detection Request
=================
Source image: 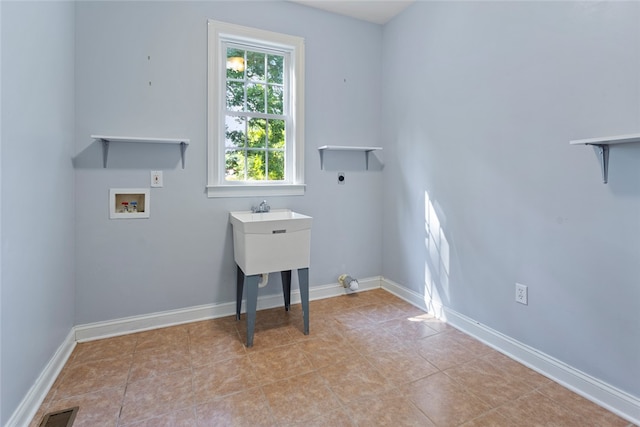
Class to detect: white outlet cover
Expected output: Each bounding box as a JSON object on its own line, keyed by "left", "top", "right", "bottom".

{"left": 515, "top": 283, "right": 528, "bottom": 305}
{"left": 151, "top": 170, "right": 163, "bottom": 187}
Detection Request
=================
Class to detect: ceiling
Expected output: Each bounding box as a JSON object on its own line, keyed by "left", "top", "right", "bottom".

{"left": 289, "top": 0, "right": 414, "bottom": 25}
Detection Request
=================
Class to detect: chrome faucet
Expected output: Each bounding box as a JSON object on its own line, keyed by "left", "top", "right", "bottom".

{"left": 252, "top": 200, "right": 270, "bottom": 213}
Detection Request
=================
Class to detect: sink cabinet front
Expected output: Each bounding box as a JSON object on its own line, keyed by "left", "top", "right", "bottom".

{"left": 233, "top": 228, "right": 311, "bottom": 275}
{"left": 229, "top": 209, "right": 312, "bottom": 276}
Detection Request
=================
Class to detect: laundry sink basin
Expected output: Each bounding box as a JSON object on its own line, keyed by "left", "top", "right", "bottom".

{"left": 230, "top": 209, "right": 312, "bottom": 275}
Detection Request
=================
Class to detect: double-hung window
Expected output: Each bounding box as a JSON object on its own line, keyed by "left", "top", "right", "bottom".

{"left": 207, "top": 20, "right": 305, "bottom": 197}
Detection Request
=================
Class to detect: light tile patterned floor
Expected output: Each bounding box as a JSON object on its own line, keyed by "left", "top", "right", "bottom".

{"left": 30, "top": 289, "right": 634, "bottom": 426}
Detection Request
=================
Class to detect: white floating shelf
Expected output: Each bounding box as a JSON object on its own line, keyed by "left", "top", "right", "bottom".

{"left": 569, "top": 133, "right": 640, "bottom": 146}
{"left": 570, "top": 133, "right": 640, "bottom": 184}
{"left": 318, "top": 145, "right": 382, "bottom": 152}
{"left": 91, "top": 135, "right": 190, "bottom": 169}
{"left": 92, "top": 135, "right": 190, "bottom": 145}
{"left": 318, "top": 145, "right": 382, "bottom": 170}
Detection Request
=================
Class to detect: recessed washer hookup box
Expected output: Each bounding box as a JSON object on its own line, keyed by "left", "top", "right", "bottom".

{"left": 109, "top": 188, "right": 150, "bottom": 219}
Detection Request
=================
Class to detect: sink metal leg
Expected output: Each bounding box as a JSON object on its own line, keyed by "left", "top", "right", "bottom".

{"left": 298, "top": 268, "right": 309, "bottom": 335}
{"left": 236, "top": 265, "right": 308, "bottom": 346}
{"left": 244, "top": 274, "right": 260, "bottom": 347}
{"left": 236, "top": 265, "right": 244, "bottom": 320}
{"left": 281, "top": 270, "right": 292, "bottom": 311}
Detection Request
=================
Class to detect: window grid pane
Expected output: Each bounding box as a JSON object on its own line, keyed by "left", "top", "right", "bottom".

{"left": 224, "top": 43, "right": 287, "bottom": 183}
{"left": 225, "top": 115, "right": 285, "bottom": 181}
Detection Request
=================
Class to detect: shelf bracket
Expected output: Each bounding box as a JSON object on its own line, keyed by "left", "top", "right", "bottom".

{"left": 180, "top": 141, "right": 187, "bottom": 169}
{"left": 101, "top": 139, "right": 109, "bottom": 168}
{"left": 589, "top": 144, "right": 609, "bottom": 184}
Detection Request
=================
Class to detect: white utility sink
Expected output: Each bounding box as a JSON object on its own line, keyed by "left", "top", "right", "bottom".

{"left": 229, "top": 209, "right": 312, "bottom": 276}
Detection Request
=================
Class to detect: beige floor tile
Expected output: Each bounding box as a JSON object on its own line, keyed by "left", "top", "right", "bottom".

{"left": 287, "top": 408, "right": 356, "bottom": 427}
{"left": 536, "top": 382, "right": 630, "bottom": 427}
{"left": 480, "top": 351, "right": 552, "bottom": 389}
{"left": 414, "top": 331, "right": 483, "bottom": 370}
{"left": 188, "top": 316, "right": 239, "bottom": 339}
{"left": 238, "top": 325, "right": 294, "bottom": 349}
{"left": 254, "top": 306, "right": 301, "bottom": 328}
{"left": 39, "top": 374, "right": 63, "bottom": 408}
{"left": 294, "top": 331, "right": 355, "bottom": 369}
{"left": 119, "top": 369, "right": 194, "bottom": 425}
{"left": 43, "top": 387, "right": 123, "bottom": 427}
{"left": 403, "top": 372, "right": 492, "bottom": 426}
{"left": 340, "top": 324, "right": 406, "bottom": 355}
{"left": 378, "top": 316, "right": 441, "bottom": 341}
{"left": 309, "top": 295, "right": 352, "bottom": 313}
{"left": 444, "top": 357, "right": 535, "bottom": 407}
{"left": 304, "top": 317, "right": 344, "bottom": 336}
{"left": 336, "top": 292, "right": 378, "bottom": 306}
{"left": 365, "top": 346, "right": 439, "bottom": 386}
{"left": 54, "top": 356, "right": 131, "bottom": 400}
{"left": 347, "top": 395, "right": 436, "bottom": 426}
{"left": 319, "top": 355, "right": 395, "bottom": 404}
{"left": 189, "top": 332, "right": 246, "bottom": 367}
{"left": 247, "top": 343, "right": 314, "bottom": 385}
{"left": 349, "top": 289, "right": 398, "bottom": 306}
{"left": 332, "top": 309, "right": 377, "bottom": 332}
{"left": 460, "top": 409, "right": 515, "bottom": 426}
{"left": 128, "top": 346, "right": 191, "bottom": 383}
{"left": 409, "top": 312, "right": 453, "bottom": 333}
{"left": 119, "top": 407, "right": 198, "bottom": 427}
{"left": 27, "top": 289, "right": 629, "bottom": 427}
{"left": 496, "top": 390, "right": 596, "bottom": 426}
{"left": 447, "top": 328, "right": 495, "bottom": 355}
{"left": 70, "top": 335, "right": 138, "bottom": 365}
{"left": 359, "top": 302, "right": 415, "bottom": 323}
{"left": 261, "top": 371, "right": 341, "bottom": 424}
{"left": 284, "top": 325, "right": 312, "bottom": 342}
{"left": 195, "top": 387, "right": 276, "bottom": 427}
{"left": 192, "top": 356, "right": 259, "bottom": 404}
{"left": 133, "top": 325, "right": 189, "bottom": 353}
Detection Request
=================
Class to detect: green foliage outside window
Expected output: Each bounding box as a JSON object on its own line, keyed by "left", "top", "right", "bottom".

{"left": 225, "top": 47, "right": 285, "bottom": 181}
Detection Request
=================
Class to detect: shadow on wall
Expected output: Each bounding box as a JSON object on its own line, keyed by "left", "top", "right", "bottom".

{"left": 424, "top": 190, "right": 450, "bottom": 317}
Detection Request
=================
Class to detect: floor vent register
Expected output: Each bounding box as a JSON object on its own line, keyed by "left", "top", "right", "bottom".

{"left": 39, "top": 407, "right": 78, "bottom": 427}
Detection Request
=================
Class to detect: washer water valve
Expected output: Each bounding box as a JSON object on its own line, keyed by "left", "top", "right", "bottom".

{"left": 339, "top": 274, "right": 359, "bottom": 292}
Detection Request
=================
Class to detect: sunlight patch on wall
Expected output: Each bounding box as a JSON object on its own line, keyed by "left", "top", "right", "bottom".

{"left": 424, "top": 190, "right": 450, "bottom": 318}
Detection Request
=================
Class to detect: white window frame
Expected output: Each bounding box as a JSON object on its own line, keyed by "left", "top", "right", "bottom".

{"left": 207, "top": 20, "right": 305, "bottom": 198}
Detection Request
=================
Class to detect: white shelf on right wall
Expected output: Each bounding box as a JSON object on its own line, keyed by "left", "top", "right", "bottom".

{"left": 570, "top": 133, "right": 640, "bottom": 184}
{"left": 318, "top": 145, "right": 382, "bottom": 170}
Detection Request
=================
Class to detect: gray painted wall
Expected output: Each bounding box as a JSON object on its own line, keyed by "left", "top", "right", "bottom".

{"left": 381, "top": 1, "right": 640, "bottom": 397}
{"left": 73, "top": 1, "right": 383, "bottom": 324}
{"left": 1, "top": 1, "right": 76, "bottom": 424}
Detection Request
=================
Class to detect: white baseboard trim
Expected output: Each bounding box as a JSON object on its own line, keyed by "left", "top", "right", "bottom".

{"left": 5, "top": 329, "right": 76, "bottom": 427}
{"left": 380, "top": 277, "right": 640, "bottom": 426}
{"left": 74, "top": 301, "right": 237, "bottom": 342}
{"left": 75, "top": 276, "right": 382, "bottom": 342}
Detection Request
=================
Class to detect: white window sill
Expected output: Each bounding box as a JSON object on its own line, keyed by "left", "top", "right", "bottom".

{"left": 206, "top": 184, "right": 306, "bottom": 198}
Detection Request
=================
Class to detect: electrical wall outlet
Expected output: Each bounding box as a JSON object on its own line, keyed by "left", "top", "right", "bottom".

{"left": 151, "top": 170, "right": 163, "bottom": 188}
{"left": 515, "top": 283, "right": 528, "bottom": 305}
